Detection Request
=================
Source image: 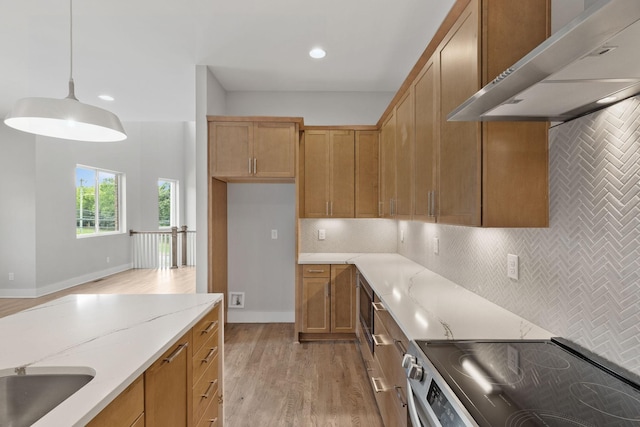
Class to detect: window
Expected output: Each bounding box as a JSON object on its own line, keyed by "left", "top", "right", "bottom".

{"left": 76, "top": 166, "right": 124, "bottom": 236}
{"left": 158, "top": 179, "right": 178, "bottom": 228}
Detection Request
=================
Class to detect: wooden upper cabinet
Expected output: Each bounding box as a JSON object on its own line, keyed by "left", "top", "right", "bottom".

{"left": 253, "top": 121, "right": 296, "bottom": 178}
{"left": 395, "top": 90, "right": 414, "bottom": 219}
{"left": 413, "top": 58, "right": 438, "bottom": 222}
{"left": 208, "top": 117, "right": 300, "bottom": 182}
{"left": 435, "top": 0, "right": 549, "bottom": 227}
{"left": 380, "top": 113, "right": 396, "bottom": 218}
{"left": 209, "top": 121, "right": 253, "bottom": 179}
{"left": 438, "top": 2, "right": 482, "bottom": 226}
{"left": 303, "top": 129, "right": 355, "bottom": 218}
{"left": 355, "top": 131, "right": 379, "bottom": 218}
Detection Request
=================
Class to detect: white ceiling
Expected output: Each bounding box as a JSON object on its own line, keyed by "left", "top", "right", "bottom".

{"left": 0, "top": 0, "right": 456, "bottom": 122}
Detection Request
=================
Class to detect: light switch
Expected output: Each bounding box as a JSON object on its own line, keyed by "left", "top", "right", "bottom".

{"left": 271, "top": 229, "right": 278, "bottom": 239}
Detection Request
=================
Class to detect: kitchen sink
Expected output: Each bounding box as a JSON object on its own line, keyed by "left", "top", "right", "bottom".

{"left": 0, "top": 367, "right": 95, "bottom": 427}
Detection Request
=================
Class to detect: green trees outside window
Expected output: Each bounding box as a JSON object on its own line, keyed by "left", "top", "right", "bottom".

{"left": 158, "top": 179, "right": 177, "bottom": 228}
{"left": 76, "top": 166, "right": 123, "bottom": 235}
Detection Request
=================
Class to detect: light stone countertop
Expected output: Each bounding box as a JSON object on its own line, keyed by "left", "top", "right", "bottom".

{"left": 298, "top": 253, "right": 553, "bottom": 341}
{"left": 0, "top": 293, "right": 223, "bottom": 427}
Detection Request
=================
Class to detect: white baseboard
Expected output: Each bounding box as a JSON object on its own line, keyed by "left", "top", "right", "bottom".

{"left": 0, "top": 263, "right": 133, "bottom": 298}
{"left": 226, "top": 310, "right": 294, "bottom": 323}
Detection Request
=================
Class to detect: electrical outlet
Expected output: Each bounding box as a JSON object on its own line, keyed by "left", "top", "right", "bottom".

{"left": 434, "top": 237, "right": 439, "bottom": 255}
{"left": 400, "top": 229, "right": 405, "bottom": 242}
{"left": 318, "top": 229, "right": 326, "bottom": 240}
{"left": 271, "top": 229, "right": 278, "bottom": 239}
{"left": 106, "top": 256, "right": 110, "bottom": 263}
{"left": 507, "top": 254, "right": 519, "bottom": 280}
{"left": 8, "top": 272, "right": 14, "bottom": 281}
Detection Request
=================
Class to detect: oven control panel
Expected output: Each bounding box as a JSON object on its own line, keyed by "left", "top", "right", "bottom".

{"left": 427, "top": 380, "right": 465, "bottom": 427}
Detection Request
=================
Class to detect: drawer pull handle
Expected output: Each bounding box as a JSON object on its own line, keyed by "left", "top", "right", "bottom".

{"left": 372, "top": 302, "right": 386, "bottom": 312}
{"left": 202, "top": 379, "right": 218, "bottom": 398}
{"left": 372, "top": 334, "right": 385, "bottom": 347}
{"left": 203, "top": 346, "right": 218, "bottom": 363}
{"left": 395, "top": 386, "right": 408, "bottom": 407}
{"left": 307, "top": 269, "right": 325, "bottom": 273}
{"left": 202, "top": 320, "right": 218, "bottom": 334}
{"left": 394, "top": 339, "right": 407, "bottom": 355}
{"left": 163, "top": 343, "right": 188, "bottom": 364}
{"left": 371, "top": 377, "right": 385, "bottom": 393}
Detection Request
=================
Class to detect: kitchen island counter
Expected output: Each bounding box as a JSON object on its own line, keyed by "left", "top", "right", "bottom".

{"left": 299, "top": 252, "right": 552, "bottom": 341}
{"left": 0, "top": 293, "right": 223, "bottom": 426}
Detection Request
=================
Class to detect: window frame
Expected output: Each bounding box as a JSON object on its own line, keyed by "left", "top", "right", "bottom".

{"left": 76, "top": 165, "right": 126, "bottom": 238}
{"left": 157, "top": 178, "right": 179, "bottom": 229}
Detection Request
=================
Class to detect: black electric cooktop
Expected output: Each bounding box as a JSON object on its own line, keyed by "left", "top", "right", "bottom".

{"left": 416, "top": 339, "right": 640, "bottom": 427}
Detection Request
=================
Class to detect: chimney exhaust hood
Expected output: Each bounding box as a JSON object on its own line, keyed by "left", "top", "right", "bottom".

{"left": 447, "top": 0, "right": 640, "bottom": 123}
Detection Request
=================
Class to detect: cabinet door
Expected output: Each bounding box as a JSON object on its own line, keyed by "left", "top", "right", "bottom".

{"left": 301, "top": 277, "right": 331, "bottom": 333}
{"left": 331, "top": 265, "right": 356, "bottom": 333}
{"left": 355, "top": 131, "right": 379, "bottom": 218}
{"left": 329, "top": 130, "right": 355, "bottom": 218}
{"left": 414, "top": 58, "right": 438, "bottom": 222}
{"left": 86, "top": 376, "right": 144, "bottom": 427}
{"left": 438, "top": 1, "right": 481, "bottom": 226}
{"left": 395, "top": 90, "right": 414, "bottom": 219}
{"left": 380, "top": 113, "right": 396, "bottom": 218}
{"left": 145, "top": 334, "right": 191, "bottom": 427}
{"left": 253, "top": 122, "right": 296, "bottom": 178}
{"left": 209, "top": 122, "right": 253, "bottom": 178}
{"left": 303, "top": 131, "right": 331, "bottom": 217}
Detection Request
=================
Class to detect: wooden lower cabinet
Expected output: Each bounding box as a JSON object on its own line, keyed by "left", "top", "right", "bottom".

{"left": 192, "top": 303, "right": 222, "bottom": 427}
{"left": 300, "top": 264, "right": 357, "bottom": 339}
{"left": 86, "top": 375, "right": 144, "bottom": 427}
{"left": 366, "top": 298, "right": 409, "bottom": 427}
{"left": 87, "top": 302, "right": 223, "bottom": 427}
{"left": 145, "top": 333, "right": 191, "bottom": 427}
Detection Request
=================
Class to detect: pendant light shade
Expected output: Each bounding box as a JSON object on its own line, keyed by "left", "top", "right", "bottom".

{"left": 3, "top": 0, "right": 126, "bottom": 142}
{"left": 5, "top": 96, "right": 126, "bottom": 142}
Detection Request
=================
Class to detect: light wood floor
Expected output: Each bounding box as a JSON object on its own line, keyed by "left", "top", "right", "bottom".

{"left": 224, "top": 323, "right": 384, "bottom": 427}
{"left": 0, "top": 267, "right": 196, "bottom": 318}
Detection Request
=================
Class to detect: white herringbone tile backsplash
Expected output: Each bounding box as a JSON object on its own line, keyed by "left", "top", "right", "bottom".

{"left": 399, "top": 97, "right": 640, "bottom": 375}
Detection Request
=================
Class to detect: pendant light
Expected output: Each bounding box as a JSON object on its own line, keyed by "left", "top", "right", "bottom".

{"left": 4, "top": 0, "right": 126, "bottom": 142}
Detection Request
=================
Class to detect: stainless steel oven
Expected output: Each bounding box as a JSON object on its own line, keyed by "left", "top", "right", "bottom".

{"left": 404, "top": 338, "right": 640, "bottom": 427}
{"left": 357, "top": 271, "right": 374, "bottom": 354}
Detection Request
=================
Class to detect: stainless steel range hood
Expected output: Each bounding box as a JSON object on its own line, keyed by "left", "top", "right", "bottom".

{"left": 447, "top": 0, "right": 640, "bottom": 123}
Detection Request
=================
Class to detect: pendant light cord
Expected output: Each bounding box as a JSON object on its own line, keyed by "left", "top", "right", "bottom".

{"left": 67, "top": 0, "right": 77, "bottom": 100}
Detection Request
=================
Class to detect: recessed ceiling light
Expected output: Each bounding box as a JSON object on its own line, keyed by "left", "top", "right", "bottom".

{"left": 309, "top": 48, "right": 326, "bottom": 59}
{"left": 99, "top": 94, "right": 115, "bottom": 101}
{"left": 596, "top": 96, "right": 617, "bottom": 104}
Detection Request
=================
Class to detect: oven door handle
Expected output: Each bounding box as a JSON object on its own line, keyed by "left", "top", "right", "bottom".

{"left": 407, "top": 379, "right": 423, "bottom": 427}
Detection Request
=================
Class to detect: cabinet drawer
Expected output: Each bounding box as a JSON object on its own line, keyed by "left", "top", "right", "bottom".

{"left": 193, "top": 328, "right": 219, "bottom": 385}
{"left": 196, "top": 397, "right": 219, "bottom": 427}
{"left": 374, "top": 311, "right": 408, "bottom": 392}
{"left": 86, "top": 375, "right": 144, "bottom": 427}
{"left": 131, "top": 413, "right": 144, "bottom": 427}
{"left": 193, "top": 355, "right": 220, "bottom": 423}
{"left": 193, "top": 304, "right": 220, "bottom": 354}
{"left": 302, "top": 264, "right": 331, "bottom": 278}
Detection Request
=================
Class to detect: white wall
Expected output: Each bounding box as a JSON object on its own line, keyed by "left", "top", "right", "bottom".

{"left": 227, "top": 184, "right": 296, "bottom": 322}
{"left": 226, "top": 91, "right": 394, "bottom": 125}
{"left": 0, "top": 121, "right": 193, "bottom": 297}
{"left": 0, "top": 126, "right": 37, "bottom": 295}
{"left": 195, "top": 65, "right": 227, "bottom": 293}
